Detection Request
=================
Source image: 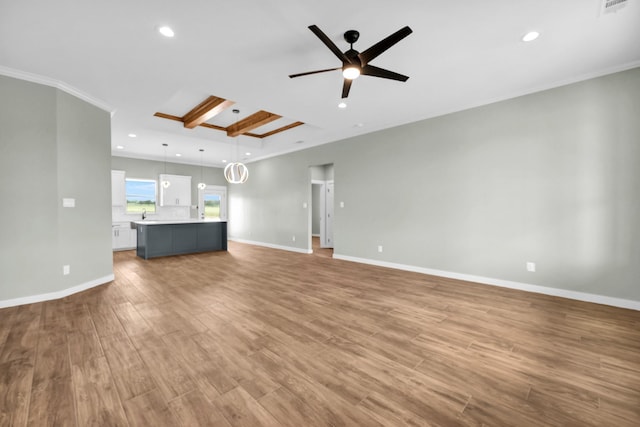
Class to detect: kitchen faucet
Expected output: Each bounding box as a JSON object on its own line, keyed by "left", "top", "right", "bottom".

{"left": 142, "top": 209, "right": 147, "bottom": 220}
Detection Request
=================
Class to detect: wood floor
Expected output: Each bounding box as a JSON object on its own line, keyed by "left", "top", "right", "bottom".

{"left": 311, "top": 236, "right": 333, "bottom": 258}
{"left": 1, "top": 242, "right": 639, "bottom": 426}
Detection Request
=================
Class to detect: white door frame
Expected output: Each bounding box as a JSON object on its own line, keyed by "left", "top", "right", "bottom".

{"left": 197, "top": 185, "right": 227, "bottom": 220}
{"left": 324, "top": 180, "right": 334, "bottom": 248}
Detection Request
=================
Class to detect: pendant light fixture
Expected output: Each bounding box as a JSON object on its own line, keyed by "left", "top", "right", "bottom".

{"left": 161, "top": 143, "right": 171, "bottom": 188}
{"left": 224, "top": 109, "right": 249, "bottom": 184}
{"left": 197, "top": 148, "right": 207, "bottom": 190}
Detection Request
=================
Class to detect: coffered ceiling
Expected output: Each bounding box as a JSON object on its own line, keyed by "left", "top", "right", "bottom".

{"left": 1, "top": 0, "right": 639, "bottom": 167}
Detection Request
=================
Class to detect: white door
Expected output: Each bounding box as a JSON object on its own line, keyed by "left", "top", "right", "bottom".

{"left": 323, "top": 181, "right": 334, "bottom": 248}
{"left": 198, "top": 185, "right": 227, "bottom": 220}
{"left": 313, "top": 182, "right": 327, "bottom": 247}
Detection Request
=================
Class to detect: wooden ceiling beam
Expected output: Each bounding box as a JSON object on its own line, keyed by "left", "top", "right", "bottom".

{"left": 199, "top": 122, "right": 228, "bottom": 132}
{"left": 253, "top": 121, "right": 304, "bottom": 138}
{"left": 154, "top": 112, "right": 228, "bottom": 132}
{"left": 182, "top": 96, "right": 235, "bottom": 129}
{"left": 153, "top": 112, "right": 183, "bottom": 122}
{"left": 155, "top": 103, "right": 303, "bottom": 139}
{"left": 226, "top": 111, "right": 281, "bottom": 137}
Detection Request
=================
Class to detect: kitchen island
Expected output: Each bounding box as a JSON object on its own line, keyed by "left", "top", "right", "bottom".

{"left": 132, "top": 219, "right": 227, "bottom": 259}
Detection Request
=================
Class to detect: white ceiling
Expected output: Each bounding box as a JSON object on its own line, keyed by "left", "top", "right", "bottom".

{"left": 1, "top": 0, "right": 639, "bottom": 167}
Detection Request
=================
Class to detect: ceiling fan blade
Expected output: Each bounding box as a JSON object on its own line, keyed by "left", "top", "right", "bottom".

{"left": 341, "top": 79, "right": 353, "bottom": 98}
{"left": 289, "top": 67, "right": 341, "bottom": 78}
{"left": 308, "top": 25, "right": 351, "bottom": 64}
{"left": 358, "top": 26, "right": 413, "bottom": 65}
{"left": 361, "top": 64, "right": 409, "bottom": 82}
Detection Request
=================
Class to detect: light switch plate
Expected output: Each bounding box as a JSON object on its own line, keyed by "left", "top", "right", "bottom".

{"left": 62, "top": 198, "right": 75, "bottom": 208}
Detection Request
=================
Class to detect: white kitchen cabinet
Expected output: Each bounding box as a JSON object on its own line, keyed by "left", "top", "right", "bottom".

{"left": 111, "top": 170, "right": 126, "bottom": 206}
{"left": 112, "top": 222, "right": 135, "bottom": 250}
{"left": 159, "top": 174, "right": 191, "bottom": 207}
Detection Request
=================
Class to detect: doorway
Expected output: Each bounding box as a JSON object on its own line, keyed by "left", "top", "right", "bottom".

{"left": 197, "top": 185, "right": 227, "bottom": 220}
{"left": 310, "top": 164, "right": 334, "bottom": 253}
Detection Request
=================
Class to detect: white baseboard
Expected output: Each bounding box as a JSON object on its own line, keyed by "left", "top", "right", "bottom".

{"left": 312, "top": 234, "right": 320, "bottom": 237}
{"left": 0, "top": 274, "right": 115, "bottom": 309}
{"left": 229, "top": 237, "right": 313, "bottom": 254}
{"left": 332, "top": 254, "right": 640, "bottom": 312}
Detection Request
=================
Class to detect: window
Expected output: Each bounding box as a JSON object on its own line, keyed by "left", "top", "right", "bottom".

{"left": 204, "top": 194, "right": 220, "bottom": 218}
{"left": 125, "top": 178, "right": 156, "bottom": 214}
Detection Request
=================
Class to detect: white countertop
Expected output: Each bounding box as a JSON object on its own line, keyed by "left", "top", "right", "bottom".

{"left": 132, "top": 219, "right": 226, "bottom": 226}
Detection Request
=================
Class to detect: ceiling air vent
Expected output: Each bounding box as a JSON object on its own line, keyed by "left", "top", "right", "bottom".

{"left": 601, "top": 0, "right": 628, "bottom": 15}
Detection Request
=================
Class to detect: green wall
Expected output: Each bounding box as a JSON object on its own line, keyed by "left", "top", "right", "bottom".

{"left": 229, "top": 67, "right": 640, "bottom": 302}
{"left": 0, "top": 75, "right": 113, "bottom": 303}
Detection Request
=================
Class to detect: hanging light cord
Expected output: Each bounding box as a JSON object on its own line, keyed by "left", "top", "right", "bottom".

{"left": 224, "top": 109, "right": 249, "bottom": 184}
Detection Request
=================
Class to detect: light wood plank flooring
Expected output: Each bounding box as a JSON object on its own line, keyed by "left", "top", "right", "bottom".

{"left": 1, "top": 241, "right": 639, "bottom": 426}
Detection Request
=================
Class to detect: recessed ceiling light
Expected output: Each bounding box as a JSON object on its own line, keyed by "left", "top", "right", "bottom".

{"left": 128, "top": 133, "right": 137, "bottom": 138}
{"left": 158, "top": 26, "right": 175, "bottom": 38}
{"left": 354, "top": 123, "right": 364, "bottom": 128}
{"left": 338, "top": 102, "right": 347, "bottom": 109}
{"left": 116, "top": 145, "right": 124, "bottom": 150}
{"left": 522, "top": 31, "right": 540, "bottom": 42}
{"left": 222, "top": 159, "right": 227, "bottom": 163}
{"left": 295, "top": 140, "right": 305, "bottom": 144}
{"left": 245, "top": 152, "right": 251, "bottom": 156}
{"left": 175, "top": 153, "right": 182, "bottom": 157}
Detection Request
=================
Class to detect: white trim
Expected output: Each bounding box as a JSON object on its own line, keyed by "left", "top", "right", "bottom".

{"left": 0, "top": 274, "right": 115, "bottom": 309}
{"left": 312, "top": 234, "right": 320, "bottom": 237}
{"left": 0, "top": 65, "right": 114, "bottom": 114}
{"left": 229, "top": 237, "right": 313, "bottom": 254}
{"left": 332, "top": 254, "right": 640, "bottom": 311}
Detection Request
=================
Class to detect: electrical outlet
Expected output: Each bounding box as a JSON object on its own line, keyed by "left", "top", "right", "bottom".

{"left": 63, "top": 265, "right": 70, "bottom": 275}
{"left": 292, "top": 235, "right": 296, "bottom": 242}
{"left": 526, "top": 262, "right": 536, "bottom": 272}
{"left": 378, "top": 245, "right": 383, "bottom": 253}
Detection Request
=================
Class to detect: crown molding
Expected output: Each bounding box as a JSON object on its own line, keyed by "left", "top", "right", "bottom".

{"left": 0, "top": 65, "right": 114, "bottom": 115}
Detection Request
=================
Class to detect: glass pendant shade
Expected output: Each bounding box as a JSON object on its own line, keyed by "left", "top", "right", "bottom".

{"left": 224, "top": 162, "right": 249, "bottom": 184}
{"left": 197, "top": 182, "right": 206, "bottom": 190}
{"left": 161, "top": 180, "right": 171, "bottom": 188}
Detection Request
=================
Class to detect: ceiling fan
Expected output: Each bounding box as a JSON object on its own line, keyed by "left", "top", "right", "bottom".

{"left": 289, "top": 25, "right": 413, "bottom": 98}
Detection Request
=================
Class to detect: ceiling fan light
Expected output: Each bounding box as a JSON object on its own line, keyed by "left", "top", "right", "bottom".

{"left": 343, "top": 66, "right": 361, "bottom": 80}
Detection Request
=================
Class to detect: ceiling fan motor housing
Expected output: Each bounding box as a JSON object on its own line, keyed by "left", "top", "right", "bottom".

{"left": 344, "top": 30, "right": 360, "bottom": 44}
